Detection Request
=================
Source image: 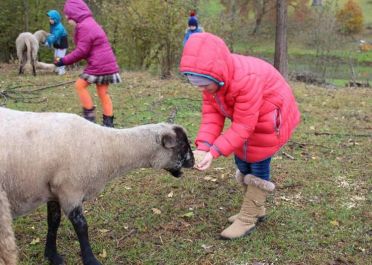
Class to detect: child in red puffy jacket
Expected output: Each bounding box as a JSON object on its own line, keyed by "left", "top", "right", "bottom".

{"left": 180, "top": 32, "right": 300, "bottom": 240}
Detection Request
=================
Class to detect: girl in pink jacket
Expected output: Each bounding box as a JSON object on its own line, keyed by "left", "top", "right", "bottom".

{"left": 54, "top": 0, "right": 121, "bottom": 127}
{"left": 180, "top": 33, "right": 300, "bottom": 240}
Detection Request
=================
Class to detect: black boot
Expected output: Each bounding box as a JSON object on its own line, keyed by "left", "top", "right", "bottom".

{"left": 83, "top": 107, "right": 96, "bottom": 123}
{"left": 103, "top": 115, "right": 114, "bottom": 128}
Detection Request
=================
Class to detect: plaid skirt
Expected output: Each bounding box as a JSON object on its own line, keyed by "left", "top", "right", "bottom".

{"left": 79, "top": 73, "right": 122, "bottom": 85}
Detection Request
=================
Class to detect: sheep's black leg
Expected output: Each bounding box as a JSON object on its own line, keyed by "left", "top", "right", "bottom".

{"left": 68, "top": 206, "right": 101, "bottom": 265}
{"left": 18, "top": 65, "right": 24, "bottom": 75}
{"left": 32, "top": 61, "right": 36, "bottom": 76}
{"left": 44, "top": 201, "right": 65, "bottom": 265}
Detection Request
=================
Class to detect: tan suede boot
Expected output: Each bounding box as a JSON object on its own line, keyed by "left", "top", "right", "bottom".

{"left": 227, "top": 170, "right": 246, "bottom": 222}
{"left": 228, "top": 171, "right": 266, "bottom": 223}
{"left": 221, "top": 174, "right": 275, "bottom": 240}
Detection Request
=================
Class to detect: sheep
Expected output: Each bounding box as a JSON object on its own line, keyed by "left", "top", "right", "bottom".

{"left": 0, "top": 106, "right": 194, "bottom": 265}
{"left": 35, "top": 61, "right": 56, "bottom": 73}
{"left": 15, "top": 30, "right": 49, "bottom": 76}
{"left": 0, "top": 188, "right": 17, "bottom": 265}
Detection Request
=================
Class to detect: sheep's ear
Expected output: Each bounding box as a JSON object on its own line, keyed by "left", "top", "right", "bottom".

{"left": 160, "top": 133, "right": 177, "bottom": 149}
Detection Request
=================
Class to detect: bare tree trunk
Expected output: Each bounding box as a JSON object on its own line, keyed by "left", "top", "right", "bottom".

{"left": 23, "top": 0, "right": 29, "bottom": 32}
{"left": 252, "top": 0, "right": 273, "bottom": 35}
{"left": 274, "top": 0, "right": 288, "bottom": 79}
{"left": 229, "top": 0, "right": 237, "bottom": 52}
{"left": 252, "top": 0, "right": 264, "bottom": 35}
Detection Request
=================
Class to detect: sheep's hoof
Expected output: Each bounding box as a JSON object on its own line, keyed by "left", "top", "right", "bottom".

{"left": 45, "top": 253, "right": 65, "bottom": 265}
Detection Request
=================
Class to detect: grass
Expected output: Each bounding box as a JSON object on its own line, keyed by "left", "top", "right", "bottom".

{"left": 1, "top": 65, "right": 371, "bottom": 265}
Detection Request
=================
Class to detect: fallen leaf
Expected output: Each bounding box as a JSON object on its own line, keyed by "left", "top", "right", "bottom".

{"left": 204, "top": 176, "right": 217, "bottom": 182}
{"left": 182, "top": 212, "right": 194, "bottom": 218}
{"left": 280, "top": 196, "right": 291, "bottom": 201}
{"left": 330, "top": 220, "right": 339, "bottom": 226}
{"left": 98, "top": 229, "right": 110, "bottom": 234}
{"left": 152, "top": 208, "right": 161, "bottom": 215}
{"left": 30, "top": 238, "right": 40, "bottom": 245}
{"left": 167, "top": 191, "right": 174, "bottom": 198}
{"left": 201, "top": 244, "right": 212, "bottom": 249}
{"left": 201, "top": 244, "right": 213, "bottom": 252}
{"left": 99, "top": 249, "right": 107, "bottom": 258}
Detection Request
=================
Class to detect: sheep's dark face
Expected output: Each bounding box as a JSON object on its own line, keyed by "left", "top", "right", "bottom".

{"left": 160, "top": 126, "right": 195, "bottom": 178}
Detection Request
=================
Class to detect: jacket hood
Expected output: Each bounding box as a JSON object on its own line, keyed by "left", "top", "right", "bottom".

{"left": 64, "top": 0, "right": 93, "bottom": 23}
{"left": 179, "top": 33, "right": 234, "bottom": 89}
{"left": 47, "top": 10, "right": 62, "bottom": 24}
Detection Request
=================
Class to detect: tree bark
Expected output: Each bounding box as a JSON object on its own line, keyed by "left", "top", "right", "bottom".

{"left": 23, "top": 0, "right": 29, "bottom": 32}
{"left": 274, "top": 0, "right": 288, "bottom": 80}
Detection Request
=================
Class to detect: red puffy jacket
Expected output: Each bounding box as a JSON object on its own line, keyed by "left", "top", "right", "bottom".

{"left": 180, "top": 33, "right": 300, "bottom": 162}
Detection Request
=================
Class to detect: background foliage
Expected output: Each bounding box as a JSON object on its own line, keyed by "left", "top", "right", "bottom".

{"left": 0, "top": 0, "right": 371, "bottom": 83}
{"left": 336, "top": 0, "right": 364, "bottom": 34}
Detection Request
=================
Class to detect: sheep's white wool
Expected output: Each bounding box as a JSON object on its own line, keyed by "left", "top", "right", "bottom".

{"left": 36, "top": 61, "right": 56, "bottom": 72}
{"left": 0, "top": 188, "right": 17, "bottom": 265}
{"left": 15, "top": 30, "right": 49, "bottom": 75}
{"left": 0, "top": 106, "right": 193, "bottom": 263}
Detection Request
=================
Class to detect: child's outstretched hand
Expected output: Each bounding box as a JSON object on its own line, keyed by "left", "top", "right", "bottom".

{"left": 54, "top": 57, "right": 64, "bottom": 67}
{"left": 193, "top": 150, "right": 213, "bottom": 171}
{"left": 193, "top": 150, "right": 206, "bottom": 165}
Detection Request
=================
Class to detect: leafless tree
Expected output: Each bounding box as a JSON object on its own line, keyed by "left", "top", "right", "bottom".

{"left": 274, "top": 0, "right": 288, "bottom": 79}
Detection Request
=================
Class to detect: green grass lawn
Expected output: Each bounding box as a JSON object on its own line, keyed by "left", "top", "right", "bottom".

{"left": 1, "top": 65, "right": 371, "bottom": 264}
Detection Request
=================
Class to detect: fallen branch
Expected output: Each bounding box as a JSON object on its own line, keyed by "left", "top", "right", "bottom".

{"left": 311, "top": 131, "right": 371, "bottom": 138}
{"left": 0, "top": 80, "right": 74, "bottom": 105}
{"left": 15, "top": 80, "right": 75, "bottom": 93}
{"left": 282, "top": 152, "right": 295, "bottom": 160}
{"left": 288, "top": 140, "right": 332, "bottom": 150}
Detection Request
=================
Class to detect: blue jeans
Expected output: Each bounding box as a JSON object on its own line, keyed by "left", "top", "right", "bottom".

{"left": 234, "top": 156, "right": 272, "bottom": 181}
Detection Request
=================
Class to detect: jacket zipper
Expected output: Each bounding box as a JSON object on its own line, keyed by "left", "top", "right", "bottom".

{"left": 243, "top": 141, "right": 248, "bottom": 161}
{"left": 214, "top": 94, "right": 232, "bottom": 120}
{"left": 274, "top": 108, "right": 282, "bottom": 136}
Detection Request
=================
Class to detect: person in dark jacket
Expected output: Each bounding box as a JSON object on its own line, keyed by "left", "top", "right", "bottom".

{"left": 183, "top": 11, "right": 203, "bottom": 46}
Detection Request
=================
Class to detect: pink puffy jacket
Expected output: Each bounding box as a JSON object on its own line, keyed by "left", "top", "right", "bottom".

{"left": 62, "top": 0, "right": 119, "bottom": 75}
{"left": 180, "top": 33, "right": 300, "bottom": 162}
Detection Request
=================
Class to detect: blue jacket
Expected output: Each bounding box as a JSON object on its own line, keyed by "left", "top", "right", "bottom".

{"left": 46, "top": 10, "right": 68, "bottom": 49}
{"left": 183, "top": 27, "right": 203, "bottom": 46}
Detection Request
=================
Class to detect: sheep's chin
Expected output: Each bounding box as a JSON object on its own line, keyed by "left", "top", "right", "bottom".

{"left": 166, "top": 168, "right": 183, "bottom": 178}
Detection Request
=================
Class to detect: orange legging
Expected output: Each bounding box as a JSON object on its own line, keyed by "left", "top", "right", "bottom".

{"left": 75, "top": 78, "right": 113, "bottom": 116}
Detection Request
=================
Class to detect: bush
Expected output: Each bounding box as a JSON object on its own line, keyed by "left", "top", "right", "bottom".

{"left": 336, "top": 0, "right": 364, "bottom": 34}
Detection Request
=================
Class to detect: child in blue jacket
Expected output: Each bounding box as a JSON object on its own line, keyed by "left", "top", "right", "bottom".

{"left": 46, "top": 10, "right": 68, "bottom": 75}
{"left": 183, "top": 12, "right": 203, "bottom": 46}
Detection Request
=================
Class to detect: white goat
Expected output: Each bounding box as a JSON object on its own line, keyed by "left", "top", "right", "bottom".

{"left": 0, "top": 106, "right": 194, "bottom": 265}
{"left": 0, "top": 188, "right": 17, "bottom": 265}
{"left": 15, "top": 30, "right": 49, "bottom": 76}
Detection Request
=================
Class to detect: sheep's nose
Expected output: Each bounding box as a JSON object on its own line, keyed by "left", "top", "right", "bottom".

{"left": 183, "top": 151, "right": 195, "bottom": 168}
